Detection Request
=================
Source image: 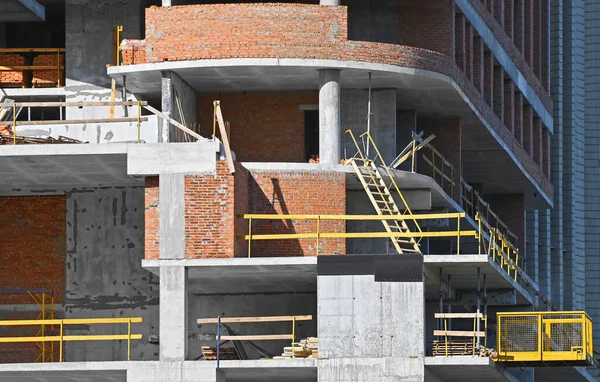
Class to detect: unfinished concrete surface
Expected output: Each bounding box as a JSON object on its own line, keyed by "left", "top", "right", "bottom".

{"left": 0, "top": 0, "right": 45, "bottom": 22}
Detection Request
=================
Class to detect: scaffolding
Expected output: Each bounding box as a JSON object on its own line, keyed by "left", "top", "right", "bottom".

{"left": 0, "top": 288, "right": 56, "bottom": 362}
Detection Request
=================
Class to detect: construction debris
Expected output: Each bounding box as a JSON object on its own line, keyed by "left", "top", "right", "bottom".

{"left": 274, "top": 337, "right": 318, "bottom": 359}
{"left": 0, "top": 134, "right": 86, "bottom": 145}
{"left": 201, "top": 346, "right": 238, "bottom": 360}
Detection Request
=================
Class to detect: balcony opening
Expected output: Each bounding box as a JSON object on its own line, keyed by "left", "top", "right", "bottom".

{"left": 0, "top": 0, "right": 65, "bottom": 89}
{"left": 304, "top": 109, "right": 319, "bottom": 162}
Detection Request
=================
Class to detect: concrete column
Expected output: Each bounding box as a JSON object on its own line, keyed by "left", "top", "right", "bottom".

{"left": 319, "top": 69, "right": 341, "bottom": 164}
{"left": 161, "top": 71, "right": 174, "bottom": 143}
{"left": 159, "top": 173, "right": 185, "bottom": 260}
{"left": 160, "top": 266, "right": 188, "bottom": 361}
{"left": 320, "top": 0, "right": 340, "bottom": 4}
{"left": 162, "top": 0, "right": 171, "bottom": 5}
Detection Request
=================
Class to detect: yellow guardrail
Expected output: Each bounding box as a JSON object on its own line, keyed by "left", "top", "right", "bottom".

{"left": 244, "top": 212, "right": 476, "bottom": 257}
{"left": 0, "top": 317, "right": 143, "bottom": 362}
{"left": 497, "top": 311, "right": 593, "bottom": 365}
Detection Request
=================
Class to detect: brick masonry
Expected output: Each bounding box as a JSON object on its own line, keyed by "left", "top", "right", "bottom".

{"left": 145, "top": 162, "right": 346, "bottom": 259}
{"left": 32, "top": 54, "right": 64, "bottom": 87}
{"left": 144, "top": 177, "right": 159, "bottom": 260}
{"left": 0, "top": 55, "right": 26, "bottom": 87}
{"left": 197, "top": 91, "right": 318, "bottom": 162}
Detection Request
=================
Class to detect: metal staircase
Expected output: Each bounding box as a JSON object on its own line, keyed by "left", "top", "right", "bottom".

{"left": 344, "top": 130, "right": 422, "bottom": 255}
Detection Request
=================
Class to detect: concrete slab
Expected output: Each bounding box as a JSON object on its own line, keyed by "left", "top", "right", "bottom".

{"left": 1, "top": 87, "right": 65, "bottom": 99}
{"left": 423, "top": 255, "right": 535, "bottom": 305}
{"left": 424, "top": 356, "right": 519, "bottom": 382}
{"left": 0, "top": 361, "right": 129, "bottom": 382}
{"left": 143, "top": 258, "right": 318, "bottom": 294}
{"left": 0, "top": 0, "right": 45, "bottom": 22}
{"left": 109, "top": 59, "right": 552, "bottom": 207}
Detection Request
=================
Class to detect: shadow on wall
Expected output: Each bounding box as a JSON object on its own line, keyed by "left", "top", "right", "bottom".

{"left": 248, "top": 177, "right": 305, "bottom": 257}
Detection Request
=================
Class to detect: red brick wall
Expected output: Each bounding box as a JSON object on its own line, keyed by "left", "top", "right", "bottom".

{"left": 145, "top": 177, "right": 159, "bottom": 260}
{"left": 249, "top": 170, "right": 346, "bottom": 257}
{"left": 197, "top": 92, "right": 318, "bottom": 162}
{"left": 418, "top": 119, "right": 462, "bottom": 203}
{"left": 489, "top": 193, "right": 525, "bottom": 253}
{"left": 121, "top": 40, "right": 147, "bottom": 65}
{"left": 0, "top": 196, "right": 65, "bottom": 304}
{"left": 397, "top": 0, "right": 455, "bottom": 58}
{"left": 32, "top": 54, "right": 64, "bottom": 87}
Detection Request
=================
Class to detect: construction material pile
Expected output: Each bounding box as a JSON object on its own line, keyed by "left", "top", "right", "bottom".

{"left": 274, "top": 337, "right": 318, "bottom": 359}
{"left": 0, "top": 134, "right": 85, "bottom": 145}
{"left": 431, "top": 340, "right": 496, "bottom": 358}
{"left": 201, "top": 346, "right": 238, "bottom": 360}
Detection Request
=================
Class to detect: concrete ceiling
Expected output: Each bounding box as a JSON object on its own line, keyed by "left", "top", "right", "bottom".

{"left": 109, "top": 59, "right": 550, "bottom": 208}
{"left": 0, "top": 144, "right": 141, "bottom": 195}
{"left": 0, "top": 0, "right": 45, "bottom": 22}
{"left": 0, "top": 370, "right": 125, "bottom": 382}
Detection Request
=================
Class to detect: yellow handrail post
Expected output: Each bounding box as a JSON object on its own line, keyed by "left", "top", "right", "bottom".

{"left": 115, "top": 26, "right": 123, "bottom": 66}
{"left": 59, "top": 321, "right": 63, "bottom": 362}
{"left": 128, "top": 319, "right": 131, "bottom": 361}
{"left": 457, "top": 217, "right": 461, "bottom": 255}
{"left": 13, "top": 103, "right": 16, "bottom": 145}
{"left": 444, "top": 318, "right": 448, "bottom": 357}
{"left": 291, "top": 316, "right": 296, "bottom": 359}
{"left": 316, "top": 216, "right": 320, "bottom": 256}
{"left": 248, "top": 217, "right": 252, "bottom": 258}
{"left": 41, "top": 292, "right": 45, "bottom": 362}
{"left": 137, "top": 101, "right": 141, "bottom": 143}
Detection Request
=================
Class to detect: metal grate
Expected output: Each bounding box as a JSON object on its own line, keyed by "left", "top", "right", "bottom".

{"left": 501, "top": 315, "right": 539, "bottom": 352}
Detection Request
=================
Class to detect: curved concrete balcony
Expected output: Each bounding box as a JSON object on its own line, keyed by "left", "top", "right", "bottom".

{"left": 110, "top": 3, "right": 552, "bottom": 206}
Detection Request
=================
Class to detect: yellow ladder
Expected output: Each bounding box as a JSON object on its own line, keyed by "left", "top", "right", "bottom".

{"left": 345, "top": 130, "right": 422, "bottom": 255}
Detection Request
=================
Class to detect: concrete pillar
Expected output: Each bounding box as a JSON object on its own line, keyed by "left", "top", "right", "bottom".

{"left": 319, "top": 69, "right": 341, "bottom": 164}
{"left": 159, "top": 173, "right": 185, "bottom": 260}
{"left": 162, "top": 0, "right": 171, "bottom": 5}
{"left": 161, "top": 72, "right": 174, "bottom": 143}
{"left": 320, "top": 0, "right": 340, "bottom": 4}
{"left": 160, "top": 266, "right": 188, "bottom": 361}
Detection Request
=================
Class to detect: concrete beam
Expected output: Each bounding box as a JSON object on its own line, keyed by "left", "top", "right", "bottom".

{"left": 319, "top": 69, "right": 341, "bottom": 165}
{"left": 458, "top": 289, "right": 517, "bottom": 306}
{"left": 320, "top": 0, "right": 341, "bottom": 5}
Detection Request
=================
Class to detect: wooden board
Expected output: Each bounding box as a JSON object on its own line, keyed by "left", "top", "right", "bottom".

{"left": 219, "top": 335, "right": 293, "bottom": 341}
{"left": 0, "top": 101, "right": 147, "bottom": 108}
{"left": 197, "top": 315, "right": 312, "bottom": 324}
{"left": 434, "top": 313, "right": 484, "bottom": 319}
{"left": 14, "top": 117, "right": 148, "bottom": 126}
{"left": 433, "top": 330, "right": 485, "bottom": 337}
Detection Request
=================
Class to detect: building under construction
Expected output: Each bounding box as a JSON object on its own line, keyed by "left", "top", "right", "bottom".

{"left": 0, "top": 0, "right": 599, "bottom": 381}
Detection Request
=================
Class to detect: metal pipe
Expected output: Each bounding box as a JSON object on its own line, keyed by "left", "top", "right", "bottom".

{"left": 447, "top": 274, "right": 452, "bottom": 331}
{"left": 122, "top": 76, "right": 128, "bottom": 117}
{"left": 477, "top": 267, "right": 481, "bottom": 347}
{"left": 217, "top": 315, "right": 221, "bottom": 369}
{"left": 366, "top": 72, "right": 372, "bottom": 158}
{"left": 438, "top": 267, "right": 443, "bottom": 334}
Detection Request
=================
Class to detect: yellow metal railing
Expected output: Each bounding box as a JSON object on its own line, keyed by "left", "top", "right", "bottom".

{"left": 0, "top": 317, "right": 142, "bottom": 362}
{"left": 475, "top": 213, "right": 523, "bottom": 281}
{"left": 433, "top": 312, "right": 487, "bottom": 357}
{"left": 410, "top": 133, "right": 455, "bottom": 199}
{"left": 245, "top": 212, "right": 475, "bottom": 257}
{"left": 497, "top": 311, "right": 593, "bottom": 365}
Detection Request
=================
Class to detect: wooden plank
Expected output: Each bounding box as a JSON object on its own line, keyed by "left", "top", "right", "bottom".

{"left": 197, "top": 315, "right": 313, "bottom": 324}
{"left": 433, "top": 330, "right": 486, "bottom": 337}
{"left": 215, "top": 102, "right": 235, "bottom": 174}
{"left": 0, "top": 48, "right": 65, "bottom": 53}
{"left": 0, "top": 101, "right": 147, "bottom": 108}
{"left": 219, "top": 335, "right": 293, "bottom": 341}
{"left": 14, "top": 117, "right": 148, "bottom": 126}
{"left": 0, "top": 66, "right": 64, "bottom": 71}
{"left": 143, "top": 105, "right": 204, "bottom": 142}
{"left": 434, "top": 313, "right": 483, "bottom": 319}
{"left": 109, "top": 79, "right": 116, "bottom": 119}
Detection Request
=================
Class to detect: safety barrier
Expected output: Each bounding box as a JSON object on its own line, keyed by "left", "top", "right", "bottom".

{"left": 244, "top": 212, "right": 476, "bottom": 257}
{"left": 497, "top": 311, "right": 593, "bottom": 365}
{"left": 0, "top": 317, "right": 143, "bottom": 362}
{"left": 432, "top": 312, "right": 487, "bottom": 357}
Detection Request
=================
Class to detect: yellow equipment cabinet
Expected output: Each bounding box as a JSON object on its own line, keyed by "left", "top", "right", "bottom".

{"left": 496, "top": 311, "right": 593, "bottom": 366}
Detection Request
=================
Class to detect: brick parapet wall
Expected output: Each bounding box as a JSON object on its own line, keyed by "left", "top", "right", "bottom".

{"left": 0, "top": 196, "right": 66, "bottom": 304}
{"left": 121, "top": 39, "right": 147, "bottom": 65}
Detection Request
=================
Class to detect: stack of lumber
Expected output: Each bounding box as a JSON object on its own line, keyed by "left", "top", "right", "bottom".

{"left": 0, "top": 134, "right": 84, "bottom": 145}
{"left": 275, "top": 337, "right": 318, "bottom": 359}
{"left": 0, "top": 55, "right": 27, "bottom": 87}
{"left": 201, "top": 346, "right": 238, "bottom": 360}
{"left": 32, "top": 54, "right": 64, "bottom": 87}
{"left": 432, "top": 340, "right": 475, "bottom": 356}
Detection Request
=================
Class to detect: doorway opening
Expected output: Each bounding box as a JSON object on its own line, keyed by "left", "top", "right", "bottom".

{"left": 304, "top": 110, "right": 319, "bottom": 162}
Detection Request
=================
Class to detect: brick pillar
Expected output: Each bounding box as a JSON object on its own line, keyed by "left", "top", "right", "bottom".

{"left": 455, "top": 13, "right": 466, "bottom": 73}
{"left": 541, "top": 0, "right": 549, "bottom": 91}
{"left": 418, "top": 119, "right": 462, "bottom": 203}
{"left": 533, "top": 0, "right": 542, "bottom": 79}
{"left": 533, "top": 117, "right": 542, "bottom": 166}
{"left": 465, "top": 24, "right": 474, "bottom": 81}
{"left": 514, "top": 0, "right": 525, "bottom": 54}
{"left": 494, "top": 0, "right": 505, "bottom": 28}
{"left": 484, "top": 51, "right": 494, "bottom": 107}
{"left": 493, "top": 66, "right": 504, "bottom": 122}
{"left": 489, "top": 193, "right": 525, "bottom": 255}
{"left": 504, "top": 0, "right": 514, "bottom": 39}
{"left": 514, "top": 91, "right": 523, "bottom": 144}
{"left": 542, "top": 128, "right": 550, "bottom": 176}
{"left": 524, "top": 0, "right": 533, "bottom": 66}
{"left": 473, "top": 36, "right": 484, "bottom": 94}
{"left": 523, "top": 104, "right": 533, "bottom": 155}
{"left": 503, "top": 80, "right": 515, "bottom": 134}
